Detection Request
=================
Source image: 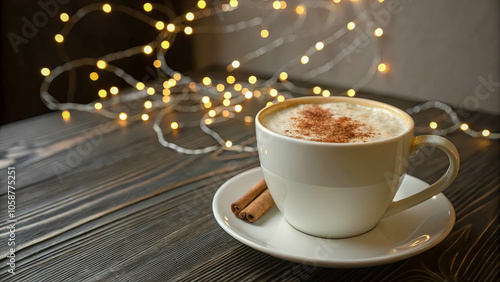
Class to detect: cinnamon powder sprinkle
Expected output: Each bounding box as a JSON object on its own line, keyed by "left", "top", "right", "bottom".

{"left": 290, "top": 105, "right": 374, "bottom": 143}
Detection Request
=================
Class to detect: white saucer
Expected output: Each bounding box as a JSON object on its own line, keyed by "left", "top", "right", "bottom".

{"left": 212, "top": 167, "right": 455, "bottom": 268}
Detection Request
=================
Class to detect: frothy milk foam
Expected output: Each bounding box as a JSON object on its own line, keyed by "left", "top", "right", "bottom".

{"left": 263, "top": 102, "right": 407, "bottom": 143}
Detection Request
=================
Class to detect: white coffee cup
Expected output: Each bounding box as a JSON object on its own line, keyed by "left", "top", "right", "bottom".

{"left": 255, "top": 96, "right": 459, "bottom": 238}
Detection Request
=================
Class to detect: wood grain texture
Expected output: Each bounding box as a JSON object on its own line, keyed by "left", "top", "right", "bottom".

{"left": 0, "top": 88, "right": 498, "bottom": 281}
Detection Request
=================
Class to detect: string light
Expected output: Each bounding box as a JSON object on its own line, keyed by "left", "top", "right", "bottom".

{"left": 270, "top": 89, "right": 278, "bottom": 97}
{"left": 168, "top": 78, "right": 176, "bottom": 87}
{"left": 94, "top": 102, "right": 102, "bottom": 110}
{"left": 322, "top": 90, "right": 331, "bottom": 97}
{"left": 279, "top": 72, "right": 288, "bottom": 80}
{"left": 374, "top": 28, "right": 384, "bottom": 37}
{"left": 136, "top": 82, "right": 145, "bottom": 90}
{"left": 144, "top": 101, "right": 153, "bottom": 109}
{"left": 222, "top": 110, "right": 230, "bottom": 117}
{"left": 173, "top": 73, "right": 182, "bottom": 80}
{"left": 96, "top": 60, "right": 107, "bottom": 69}
{"left": 102, "top": 4, "right": 112, "bottom": 13}
{"left": 162, "top": 96, "right": 170, "bottom": 103}
{"left": 261, "top": 29, "right": 269, "bottom": 38}
{"left": 429, "top": 122, "right": 438, "bottom": 129}
{"left": 62, "top": 110, "right": 70, "bottom": 120}
{"left": 147, "top": 87, "right": 155, "bottom": 95}
{"left": 41, "top": 68, "right": 50, "bottom": 76}
{"left": 229, "top": 0, "right": 238, "bottom": 8}
{"left": 347, "top": 22, "right": 355, "bottom": 30}
{"left": 280, "top": 1, "right": 287, "bottom": 9}
{"left": 224, "top": 92, "right": 232, "bottom": 99}
{"left": 245, "top": 91, "right": 253, "bottom": 99}
{"left": 143, "top": 45, "right": 153, "bottom": 54}
{"left": 272, "top": 1, "right": 280, "bottom": 9}
{"left": 313, "top": 86, "right": 321, "bottom": 94}
{"left": 234, "top": 83, "right": 242, "bottom": 91}
{"left": 378, "top": 63, "right": 388, "bottom": 72}
{"left": 277, "top": 95, "right": 285, "bottom": 102}
{"left": 205, "top": 118, "right": 213, "bottom": 125}
{"left": 244, "top": 116, "right": 253, "bottom": 123}
{"left": 142, "top": 114, "right": 149, "bottom": 121}
{"left": 202, "top": 77, "right": 212, "bottom": 86}
{"left": 235, "top": 105, "right": 243, "bottom": 112}
{"left": 227, "top": 75, "right": 235, "bottom": 84}
{"left": 153, "top": 59, "right": 161, "bottom": 68}
{"left": 315, "top": 42, "right": 324, "bottom": 50}
{"left": 163, "top": 89, "right": 171, "bottom": 96}
{"left": 266, "top": 102, "right": 273, "bottom": 107}
{"left": 248, "top": 76, "right": 257, "bottom": 84}
{"left": 208, "top": 110, "right": 216, "bottom": 117}
{"left": 143, "top": 3, "right": 153, "bottom": 12}
{"left": 197, "top": 0, "right": 206, "bottom": 9}
{"left": 202, "top": 96, "right": 210, "bottom": 103}
{"left": 55, "top": 34, "right": 64, "bottom": 43}
{"left": 184, "top": 26, "right": 193, "bottom": 35}
{"left": 167, "top": 24, "right": 175, "bottom": 32}
{"left": 216, "top": 84, "right": 225, "bottom": 91}
{"left": 223, "top": 99, "right": 230, "bottom": 106}
{"left": 347, "top": 89, "right": 356, "bottom": 97}
{"left": 161, "top": 41, "right": 170, "bottom": 49}
{"left": 156, "top": 21, "right": 165, "bottom": 30}
{"left": 119, "top": 112, "right": 127, "bottom": 120}
{"left": 460, "top": 123, "right": 469, "bottom": 131}
{"left": 301, "top": 55, "right": 309, "bottom": 64}
{"left": 60, "top": 13, "right": 69, "bottom": 22}
{"left": 98, "top": 89, "right": 107, "bottom": 98}
{"left": 89, "top": 72, "right": 99, "bottom": 81}
{"left": 333, "top": 0, "right": 341, "bottom": 3}
{"left": 231, "top": 60, "right": 240, "bottom": 68}
{"left": 295, "top": 5, "right": 305, "bottom": 15}
{"left": 225, "top": 140, "right": 233, "bottom": 148}
{"left": 186, "top": 12, "right": 194, "bottom": 21}
{"left": 204, "top": 102, "right": 212, "bottom": 108}
{"left": 171, "top": 122, "right": 179, "bottom": 129}
{"left": 482, "top": 130, "right": 490, "bottom": 137}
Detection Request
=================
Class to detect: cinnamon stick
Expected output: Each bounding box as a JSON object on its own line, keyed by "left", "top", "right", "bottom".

{"left": 231, "top": 179, "right": 267, "bottom": 214}
{"left": 239, "top": 189, "right": 275, "bottom": 223}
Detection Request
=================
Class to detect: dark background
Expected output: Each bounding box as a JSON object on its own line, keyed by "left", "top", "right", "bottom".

{"left": 0, "top": 0, "right": 195, "bottom": 125}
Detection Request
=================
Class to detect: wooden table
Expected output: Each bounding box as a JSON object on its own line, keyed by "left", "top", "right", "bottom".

{"left": 0, "top": 90, "right": 498, "bottom": 281}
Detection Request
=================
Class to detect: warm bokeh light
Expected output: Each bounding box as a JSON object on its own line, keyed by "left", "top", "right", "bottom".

{"left": 162, "top": 96, "right": 171, "bottom": 103}
{"left": 167, "top": 24, "right": 175, "bottom": 32}
{"left": 119, "top": 112, "right": 127, "bottom": 120}
{"left": 186, "top": 12, "right": 194, "bottom": 21}
{"left": 347, "top": 89, "right": 356, "bottom": 97}
{"left": 272, "top": 1, "right": 280, "bottom": 9}
{"left": 224, "top": 92, "right": 232, "bottom": 99}
{"left": 141, "top": 114, "right": 149, "bottom": 121}
{"left": 301, "top": 55, "right": 309, "bottom": 64}
{"left": 378, "top": 63, "right": 388, "bottom": 72}
{"left": 163, "top": 89, "right": 171, "bottom": 96}
{"left": 202, "top": 96, "right": 210, "bottom": 104}
{"left": 205, "top": 118, "right": 212, "bottom": 125}
{"left": 143, "top": 3, "right": 153, "bottom": 12}
{"left": 279, "top": 72, "right": 288, "bottom": 80}
{"left": 313, "top": 86, "right": 321, "bottom": 94}
{"left": 482, "top": 130, "right": 490, "bottom": 137}
{"left": 136, "top": 82, "right": 145, "bottom": 90}
{"left": 261, "top": 29, "right": 269, "bottom": 38}
{"left": 102, "top": 4, "right": 112, "bottom": 13}
{"left": 161, "top": 41, "right": 170, "bottom": 49}
{"left": 147, "top": 87, "right": 155, "bottom": 95}
{"left": 225, "top": 140, "right": 233, "bottom": 148}
{"left": 94, "top": 103, "right": 102, "bottom": 110}
{"left": 231, "top": 60, "right": 240, "bottom": 68}
{"left": 155, "top": 21, "right": 165, "bottom": 30}
{"left": 429, "top": 122, "right": 438, "bottom": 129}
{"left": 244, "top": 116, "right": 253, "bottom": 123}
{"left": 270, "top": 89, "right": 278, "bottom": 97}
{"left": 235, "top": 105, "right": 242, "bottom": 112}
{"left": 248, "top": 76, "right": 257, "bottom": 84}
{"left": 234, "top": 83, "right": 242, "bottom": 91}
{"left": 98, "top": 89, "right": 107, "bottom": 98}
{"left": 171, "top": 122, "right": 179, "bottom": 129}
{"left": 216, "top": 84, "right": 225, "bottom": 92}
{"left": 347, "top": 22, "right": 355, "bottom": 30}
{"left": 333, "top": 0, "right": 341, "bottom": 3}
{"left": 60, "top": 13, "right": 69, "bottom": 22}
{"left": 168, "top": 78, "right": 176, "bottom": 87}
{"left": 245, "top": 91, "right": 253, "bottom": 99}
{"left": 41, "top": 68, "right": 50, "bottom": 76}
{"left": 153, "top": 59, "right": 161, "bottom": 68}
{"left": 62, "top": 110, "right": 70, "bottom": 120}
{"left": 204, "top": 102, "right": 212, "bottom": 108}
{"left": 295, "top": 5, "right": 305, "bottom": 14}
{"left": 184, "top": 26, "right": 193, "bottom": 35}
{"left": 277, "top": 95, "right": 285, "bottom": 102}
{"left": 374, "top": 28, "right": 383, "bottom": 37}
{"left": 173, "top": 73, "right": 182, "bottom": 80}
{"left": 144, "top": 101, "right": 152, "bottom": 109}
{"left": 143, "top": 45, "right": 153, "bottom": 54}
{"left": 266, "top": 101, "right": 273, "bottom": 107}
{"left": 315, "top": 42, "right": 324, "bottom": 50}
{"left": 460, "top": 123, "right": 469, "bottom": 131}
{"left": 229, "top": 0, "right": 238, "bottom": 7}
{"left": 202, "top": 77, "right": 212, "bottom": 86}
{"left": 208, "top": 110, "right": 216, "bottom": 117}
{"left": 89, "top": 72, "right": 99, "bottom": 81}
{"left": 198, "top": 0, "right": 206, "bottom": 9}
{"left": 227, "top": 75, "right": 235, "bottom": 84}
{"left": 280, "top": 1, "right": 287, "bottom": 9}
{"left": 223, "top": 99, "right": 230, "bottom": 106}
{"left": 96, "top": 60, "right": 107, "bottom": 69}
{"left": 322, "top": 90, "right": 331, "bottom": 97}
{"left": 55, "top": 34, "right": 64, "bottom": 43}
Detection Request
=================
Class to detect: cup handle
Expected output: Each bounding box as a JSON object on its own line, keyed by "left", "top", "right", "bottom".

{"left": 382, "top": 135, "right": 460, "bottom": 218}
